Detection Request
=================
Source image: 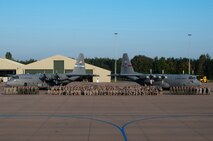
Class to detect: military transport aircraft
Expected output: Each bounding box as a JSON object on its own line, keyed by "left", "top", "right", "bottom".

{"left": 112, "top": 53, "right": 202, "bottom": 88}
{"left": 6, "top": 53, "right": 98, "bottom": 88}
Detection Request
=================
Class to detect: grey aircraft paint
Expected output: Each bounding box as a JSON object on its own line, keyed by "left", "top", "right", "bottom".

{"left": 6, "top": 74, "right": 49, "bottom": 88}
{"left": 116, "top": 53, "right": 201, "bottom": 88}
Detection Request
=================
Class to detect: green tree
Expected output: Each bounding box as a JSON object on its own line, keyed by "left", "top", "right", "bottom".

{"left": 152, "top": 57, "right": 160, "bottom": 73}
{"left": 157, "top": 57, "right": 168, "bottom": 73}
{"left": 131, "top": 55, "right": 153, "bottom": 73}
{"left": 176, "top": 58, "right": 188, "bottom": 74}
{"left": 85, "top": 58, "right": 115, "bottom": 72}
{"left": 17, "top": 59, "right": 37, "bottom": 64}
{"left": 205, "top": 59, "right": 213, "bottom": 79}
{"left": 196, "top": 54, "right": 213, "bottom": 79}
{"left": 5, "top": 52, "right": 13, "bottom": 60}
{"left": 166, "top": 57, "right": 177, "bottom": 74}
{"left": 196, "top": 54, "right": 208, "bottom": 76}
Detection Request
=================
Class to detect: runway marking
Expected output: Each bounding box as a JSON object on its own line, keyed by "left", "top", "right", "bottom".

{"left": 1, "top": 114, "right": 213, "bottom": 141}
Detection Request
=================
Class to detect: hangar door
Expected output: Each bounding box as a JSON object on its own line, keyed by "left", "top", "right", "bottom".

{"left": 65, "top": 69, "right": 93, "bottom": 82}
{"left": 0, "top": 70, "right": 16, "bottom": 76}
{"left": 25, "top": 69, "right": 53, "bottom": 74}
{"left": 54, "top": 60, "right": 64, "bottom": 74}
{"left": 65, "top": 69, "right": 93, "bottom": 74}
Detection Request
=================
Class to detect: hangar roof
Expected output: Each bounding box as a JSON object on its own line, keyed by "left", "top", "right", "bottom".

{"left": 0, "top": 58, "right": 25, "bottom": 69}
{"left": 25, "top": 55, "right": 110, "bottom": 72}
{"left": 1, "top": 55, "right": 110, "bottom": 72}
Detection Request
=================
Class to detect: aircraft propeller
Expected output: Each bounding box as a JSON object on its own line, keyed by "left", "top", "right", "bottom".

{"left": 39, "top": 74, "right": 48, "bottom": 81}
{"left": 39, "top": 73, "right": 61, "bottom": 85}
{"left": 158, "top": 75, "right": 167, "bottom": 84}
{"left": 149, "top": 74, "right": 156, "bottom": 84}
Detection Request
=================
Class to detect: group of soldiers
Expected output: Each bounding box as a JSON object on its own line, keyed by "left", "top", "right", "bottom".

{"left": 169, "top": 86, "right": 211, "bottom": 95}
{"left": 2, "top": 82, "right": 212, "bottom": 96}
{"left": 47, "top": 82, "right": 162, "bottom": 96}
{"left": 3, "top": 86, "right": 39, "bottom": 95}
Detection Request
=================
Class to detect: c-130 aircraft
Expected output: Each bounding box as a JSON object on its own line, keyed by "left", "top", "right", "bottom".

{"left": 112, "top": 53, "right": 201, "bottom": 89}
{"left": 6, "top": 53, "right": 98, "bottom": 88}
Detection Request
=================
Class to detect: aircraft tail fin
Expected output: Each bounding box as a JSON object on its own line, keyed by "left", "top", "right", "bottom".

{"left": 120, "top": 53, "right": 135, "bottom": 74}
{"left": 72, "top": 53, "right": 86, "bottom": 74}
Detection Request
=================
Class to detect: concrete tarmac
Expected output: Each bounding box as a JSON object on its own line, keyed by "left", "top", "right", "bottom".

{"left": 0, "top": 94, "right": 213, "bottom": 141}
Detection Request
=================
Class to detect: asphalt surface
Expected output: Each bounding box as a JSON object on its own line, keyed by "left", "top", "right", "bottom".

{"left": 0, "top": 92, "right": 213, "bottom": 141}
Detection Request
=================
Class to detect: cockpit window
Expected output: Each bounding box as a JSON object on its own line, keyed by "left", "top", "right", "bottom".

{"left": 12, "top": 76, "right": 19, "bottom": 79}
{"left": 189, "top": 76, "right": 196, "bottom": 80}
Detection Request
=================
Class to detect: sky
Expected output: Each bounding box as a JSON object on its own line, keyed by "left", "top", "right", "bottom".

{"left": 0, "top": 0, "right": 213, "bottom": 60}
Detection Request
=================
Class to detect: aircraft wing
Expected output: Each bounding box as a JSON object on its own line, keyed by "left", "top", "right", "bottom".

{"left": 110, "top": 73, "right": 168, "bottom": 85}
{"left": 118, "top": 73, "right": 168, "bottom": 80}
{"left": 110, "top": 73, "right": 150, "bottom": 79}
{"left": 66, "top": 74, "right": 99, "bottom": 77}
{"left": 153, "top": 75, "right": 167, "bottom": 80}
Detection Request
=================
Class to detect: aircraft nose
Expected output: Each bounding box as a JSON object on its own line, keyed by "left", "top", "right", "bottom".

{"left": 197, "top": 81, "right": 202, "bottom": 86}
{"left": 6, "top": 80, "right": 14, "bottom": 86}
{"left": 193, "top": 80, "right": 202, "bottom": 86}
{"left": 6, "top": 81, "right": 11, "bottom": 86}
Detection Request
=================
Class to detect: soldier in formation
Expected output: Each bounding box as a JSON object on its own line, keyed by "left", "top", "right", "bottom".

{"left": 48, "top": 82, "right": 161, "bottom": 96}
{"left": 170, "top": 86, "right": 211, "bottom": 95}
{"left": 3, "top": 86, "right": 39, "bottom": 95}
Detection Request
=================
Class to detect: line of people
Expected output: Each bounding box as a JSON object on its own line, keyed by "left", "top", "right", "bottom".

{"left": 48, "top": 82, "right": 161, "bottom": 96}
{"left": 3, "top": 86, "right": 39, "bottom": 95}
{"left": 169, "top": 86, "right": 211, "bottom": 95}
{"left": 2, "top": 82, "right": 211, "bottom": 95}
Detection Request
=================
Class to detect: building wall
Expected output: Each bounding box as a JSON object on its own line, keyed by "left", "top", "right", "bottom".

{"left": 85, "top": 64, "right": 111, "bottom": 82}
{"left": 25, "top": 55, "right": 111, "bottom": 82}
{"left": 0, "top": 58, "right": 25, "bottom": 74}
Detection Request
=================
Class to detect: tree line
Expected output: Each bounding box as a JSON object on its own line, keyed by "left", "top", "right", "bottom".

{"left": 4, "top": 52, "right": 213, "bottom": 79}
{"left": 85, "top": 54, "right": 213, "bottom": 79}
{"left": 5, "top": 52, "right": 37, "bottom": 64}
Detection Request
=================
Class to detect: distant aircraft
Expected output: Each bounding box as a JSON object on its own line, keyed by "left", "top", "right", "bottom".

{"left": 112, "top": 53, "right": 202, "bottom": 88}
{"left": 114, "top": 53, "right": 170, "bottom": 88}
{"left": 6, "top": 53, "right": 98, "bottom": 88}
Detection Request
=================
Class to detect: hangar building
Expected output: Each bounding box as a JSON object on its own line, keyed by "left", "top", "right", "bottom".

{"left": 0, "top": 55, "right": 111, "bottom": 82}
{"left": 0, "top": 58, "right": 25, "bottom": 81}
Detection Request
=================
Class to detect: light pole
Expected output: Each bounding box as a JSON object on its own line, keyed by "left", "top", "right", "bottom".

{"left": 114, "top": 33, "right": 118, "bottom": 82}
{"left": 188, "top": 33, "right": 192, "bottom": 75}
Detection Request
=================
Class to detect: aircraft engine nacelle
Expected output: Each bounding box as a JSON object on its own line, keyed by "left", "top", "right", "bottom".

{"left": 39, "top": 74, "right": 60, "bottom": 85}
{"left": 39, "top": 74, "right": 48, "bottom": 81}
{"left": 156, "top": 75, "right": 168, "bottom": 84}
{"left": 149, "top": 74, "right": 157, "bottom": 84}
{"left": 161, "top": 75, "right": 167, "bottom": 80}
{"left": 149, "top": 74, "right": 156, "bottom": 79}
